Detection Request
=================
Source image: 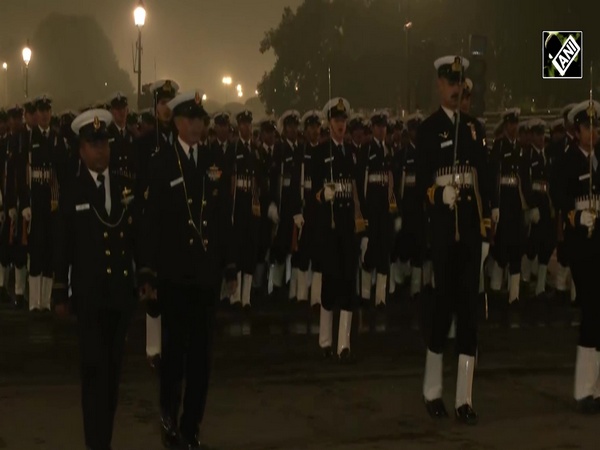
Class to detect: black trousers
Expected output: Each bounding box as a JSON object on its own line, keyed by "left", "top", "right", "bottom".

{"left": 429, "top": 236, "right": 480, "bottom": 356}
{"left": 570, "top": 255, "right": 600, "bottom": 349}
{"left": 159, "top": 281, "right": 216, "bottom": 440}
{"left": 321, "top": 215, "right": 357, "bottom": 312}
{"left": 28, "top": 205, "right": 54, "bottom": 277}
{"left": 77, "top": 303, "right": 133, "bottom": 450}
{"left": 0, "top": 213, "right": 10, "bottom": 267}
{"left": 492, "top": 216, "right": 525, "bottom": 275}
{"left": 232, "top": 212, "right": 259, "bottom": 275}
{"left": 393, "top": 223, "right": 423, "bottom": 267}
{"left": 363, "top": 209, "right": 393, "bottom": 273}
{"left": 526, "top": 217, "right": 556, "bottom": 265}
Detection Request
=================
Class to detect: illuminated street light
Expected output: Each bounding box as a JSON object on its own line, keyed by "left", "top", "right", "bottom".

{"left": 202, "top": 94, "right": 207, "bottom": 101}
{"left": 133, "top": 0, "right": 146, "bottom": 109}
{"left": 403, "top": 21, "right": 413, "bottom": 31}
{"left": 22, "top": 40, "right": 31, "bottom": 98}
{"left": 255, "top": 89, "right": 258, "bottom": 95}
{"left": 2, "top": 62, "right": 7, "bottom": 70}
{"left": 236, "top": 84, "right": 242, "bottom": 92}
{"left": 237, "top": 91, "right": 243, "bottom": 98}
{"left": 222, "top": 76, "right": 232, "bottom": 85}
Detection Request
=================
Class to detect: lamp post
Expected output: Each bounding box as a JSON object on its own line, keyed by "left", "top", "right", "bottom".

{"left": 2, "top": 63, "right": 7, "bottom": 105}
{"left": 222, "top": 76, "right": 232, "bottom": 103}
{"left": 22, "top": 41, "right": 32, "bottom": 99}
{"left": 403, "top": 21, "right": 412, "bottom": 112}
{"left": 133, "top": 0, "right": 146, "bottom": 110}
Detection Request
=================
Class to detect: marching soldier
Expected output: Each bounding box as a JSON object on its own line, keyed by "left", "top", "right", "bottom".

{"left": 17, "top": 94, "right": 67, "bottom": 313}
{"left": 0, "top": 110, "right": 9, "bottom": 302}
{"left": 392, "top": 112, "right": 425, "bottom": 299}
{"left": 555, "top": 100, "right": 600, "bottom": 414}
{"left": 270, "top": 110, "right": 302, "bottom": 298}
{"left": 137, "top": 91, "right": 237, "bottom": 448}
{"left": 6, "top": 105, "right": 27, "bottom": 308}
{"left": 314, "top": 97, "right": 366, "bottom": 361}
{"left": 227, "top": 110, "right": 262, "bottom": 308}
{"left": 134, "top": 79, "right": 179, "bottom": 365}
{"left": 139, "top": 108, "right": 155, "bottom": 137}
{"left": 417, "top": 56, "right": 493, "bottom": 424}
{"left": 107, "top": 92, "right": 136, "bottom": 181}
{"left": 523, "top": 118, "right": 555, "bottom": 299}
{"left": 254, "top": 116, "right": 277, "bottom": 297}
{"left": 347, "top": 113, "right": 365, "bottom": 161}
{"left": 357, "top": 110, "right": 397, "bottom": 307}
{"left": 52, "top": 109, "right": 137, "bottom": 450}
{"left": 550, "top": 103, "right": 578, "bottom": 304}
{"left": 292, "top": 110, "right": 324, "bottom": 306}
{"left": 489, "top": 108, "right": 532, "bottom": 312}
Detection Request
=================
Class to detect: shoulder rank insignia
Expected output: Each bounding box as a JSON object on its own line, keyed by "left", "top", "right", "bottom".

{"left": 121, "top": 186, "right": 134, "bottom": 206}
{"left": 438, "top": 131, "right": 449, "bottom": 139}
{"left": 207, "top": 165, "right": 222, "bottom": 182}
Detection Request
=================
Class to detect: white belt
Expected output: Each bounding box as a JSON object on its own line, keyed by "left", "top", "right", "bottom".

{"left": 404, "top": 174, "right": 416, "bottom": 186}
{"left": 368, "top": 173, "right": 389, "bottom": 184}
{"left": 576, "top": 196, "right": 600, "bottom": 211}
{"left": 532, "top": 181, "right": 548, "bottom": 193}
{"left": 436, "top": 172, "right": 473, "bottom": 187}
{"left": 500, "top": 176, "right": 518, "bottom": 187}
{"left": 32, "top": 169, "right": 44, "bottom": 178}
{"left": 236, "top": 179, "right": 251, "bottom": 189}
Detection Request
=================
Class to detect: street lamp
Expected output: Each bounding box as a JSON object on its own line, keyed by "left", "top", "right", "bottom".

{"left": 403, "top": 21, "right": 413, "bottom": 111}
{"left": 133, "top": 0, "right": 146, "bottom": 109}
{"left": 22, "top": 41, "right": 31, "bottom": 98}
{"left": 236, "top": 84, "right": 242, "bottom": 92}
{"left": 2, "top": 63, "right": 7, "bottom": 105}
{"left": 237, "top": 91, "right": 243, "bottom": 98}
{"left": 222, "top": 76, "right": 232, "bottom": 86}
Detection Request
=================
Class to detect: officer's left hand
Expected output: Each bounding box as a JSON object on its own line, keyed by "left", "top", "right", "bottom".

{"left": 226, "top": 279, "right": 238, "bottom": 297}
{"left": 268, "top": 202, "right": 280, "bottom": 224}
{"left": 293, "top": 214, "right": 305, "bottom": 229}
{"left": 360, "top": 237, "right": 369, "bottom": 263}
{"left": 530, "top": 208, "right": 540, "bottom": 224}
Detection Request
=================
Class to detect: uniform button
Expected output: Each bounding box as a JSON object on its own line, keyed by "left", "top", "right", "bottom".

{"left": 103, "top": 232, "right": 108, "bottom": 238}
{"left": 105, "top": 250, "right": 111, "bottom": 256}
{"left": 467, "top": 195, "right": 472, "bottom": 201}
{"left": 123, "top": 270, "right": 128, "bottom": 277}
{"left": 107, "top": 267, "right": 112, "bottom": 274}
{"left": 203, "top": 239, "right": 208, "bottom": 246}
{"left": 202, "top": 200, "right": 207, "bottom": 206}
{"left": 189, "top": 238, "right": 194, "bottom": 245}
{"left": 202, "top": 220, "right": 207, "bottom": 226}
{"left": 119, "top": 232, "right": 124, "bottom": 238}
{"left": 188, "top": 198, "right": 193, "bottom": 204}
{"left": 188, "top": 219, "right": 194, "bottom": 226}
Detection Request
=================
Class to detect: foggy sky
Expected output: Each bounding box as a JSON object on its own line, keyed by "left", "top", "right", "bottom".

{"left": 0, "top": 0, "right": 302, "bottom": 103}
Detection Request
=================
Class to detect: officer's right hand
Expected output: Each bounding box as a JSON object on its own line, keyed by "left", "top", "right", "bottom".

{"left": 324, "top": 184, "right": 336, "bottom": 202}
{"left": 267, "top": 202, "right": 280, "bottom": 224}
{"left": 580, "top": 210, "right": 596, "bottom": 229}
{"left": 442, "top": 185, "right": 457, "bottom": 209}
{"left": 8, "top": 208, "right": 16, "bottom": 222}
{"left": 22, "top": 207, "right": 32, "bottom": 222}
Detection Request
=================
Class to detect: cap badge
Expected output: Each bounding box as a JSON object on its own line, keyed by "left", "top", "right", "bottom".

{"left": 164, "top": 80, "right": 172, "bottom": 92}
{"left": 93, "top": 116, "right": 101, "bottom": 130}
{"left": 336, "top": 98, "right": 346, "bottom": 112}
{"left": 587, "top": 103, "right": 596, "bottom": 118}
{"left": 452, "top": 56, "right": 462, "bottom": 72}
{"left": 195, "top": 91, "right": 201, "bottom": 104}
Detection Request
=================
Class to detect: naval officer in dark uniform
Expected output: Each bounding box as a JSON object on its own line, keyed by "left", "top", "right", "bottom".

{"left": 313, "top": 97, "right": 366, "bottom": 361}
{"left": 137, "top": 90, "right": 237, "bottom": 449}
{"left": 416, "top": 56, "right": 494, "bottom": 425}
{"left": 555, "top": 100, "right": 600, "bottom": 414}
{"left": 53, "top": 109, "right": 137, "bottom": 450}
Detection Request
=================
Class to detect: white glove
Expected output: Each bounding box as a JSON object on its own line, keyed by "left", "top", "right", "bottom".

{"left": 442, "top": 185, "right": 456, "bottom": 209}
{"left": 530, "top": 208, "right": 540, "bottom": 224}
{"left": 293, "top": 214, "right": 304, "bottom": 229}
{"left": 267, "top": 202, "right": 279, "bottom": 224}
{"left": 8, "top": 208, "right": 16, "bottom": 222}
{"left": 324, "top": 184, "right": 335, "bottom": 202}
{"left": 491, "top": 208, "right": 500, "bottom": 224}
{"left": 22, "top": 207, "right": 32, "bottom": 222}
{"left": 360, "top": 237, "right": 369, "bottom": 263}
{"left": 580, "top": 210, "right": 595, "bottom": 228}
{"left": 394, "top": 217, "right": 402, "bottom": 232}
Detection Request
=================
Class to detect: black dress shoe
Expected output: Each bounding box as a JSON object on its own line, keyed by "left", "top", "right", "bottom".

{"left": 577, "top": 396, "right": 600, "bottom": 414}
{"left": 321, "top": 346, "right": 333, "bottom": 360}
{"left": 181, "top": 434, "right": 204, "bottom": 449}
{"left": 455, "top": 404, "right": 479, "bottom": 425}
{"left": 161, "top": 418, "right": 181, "bottom": 448}
{"left": 338, "top": 348, "right": 355, "bottom": 364}
{"left": 424, "top": 398, "right": 449, "bottom": 419}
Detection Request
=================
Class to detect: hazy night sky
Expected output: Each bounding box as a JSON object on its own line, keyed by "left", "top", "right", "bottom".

{"left": 0, "top": 0, "right": 303, "bottom": 103}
